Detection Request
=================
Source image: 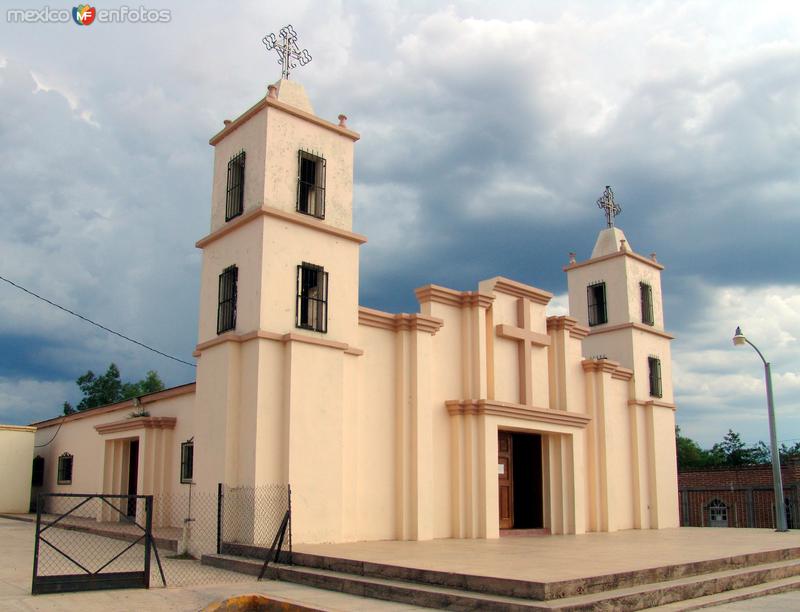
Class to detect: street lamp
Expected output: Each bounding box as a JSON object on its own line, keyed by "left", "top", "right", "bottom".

{"left": 732, "top": 326, "right": 788, "bottom": 532}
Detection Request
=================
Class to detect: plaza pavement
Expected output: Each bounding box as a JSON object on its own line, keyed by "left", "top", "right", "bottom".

{"left": 1, "top": 516, "right": 799, "bottom": 610}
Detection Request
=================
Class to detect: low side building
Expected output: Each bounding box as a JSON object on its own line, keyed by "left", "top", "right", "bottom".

{"left": 0, "top": 424, "right": 35, "bottom": 513}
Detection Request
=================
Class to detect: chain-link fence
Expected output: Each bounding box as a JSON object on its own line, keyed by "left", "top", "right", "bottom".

{"left": 32, "top": 484, "right": 290, "bottom": 592}
{"left": 219, "top": 484, "right": 291, "bottom": 562}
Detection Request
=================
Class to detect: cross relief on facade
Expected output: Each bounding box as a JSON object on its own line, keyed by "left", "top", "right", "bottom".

{"left": 496, "top": 297, "right": 551, "bottom": 405}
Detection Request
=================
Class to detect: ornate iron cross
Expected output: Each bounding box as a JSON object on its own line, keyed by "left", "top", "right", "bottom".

{"left": 596, "top": 185, "right": 622, "bottom": 228}
{"left": 262, "top": 25, "right": 312, "bottom": 80}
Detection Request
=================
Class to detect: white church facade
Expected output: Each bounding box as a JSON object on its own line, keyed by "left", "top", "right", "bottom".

{"left": 31, "top": 79, "right": 679, "bottom": 545}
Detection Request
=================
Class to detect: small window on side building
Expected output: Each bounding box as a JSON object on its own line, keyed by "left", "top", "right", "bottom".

{"left": 225, "top": 150, "right": 246, "bottom": 221}
{"left": 587, "top": 282, "right": 608, "bottom": 326}
{"left": 57, "top": 453, "right": 73, "bottom": 485}
{"left": 180, "top": 440, "right": 194, "bottom": 484}
{"left": 648, "top": 356, "right": 662, "bottom": 398}
{"left": 640, "top": 282, "right": 654, "bottom": 326}
{"left": 217, "top": 265, "right": 238, "bottom": 334}
{"left": 296, "top": 263, "right": 328, "bottom": 333}
{"left": 296, "top": 150, "right": 326, "bottom": 219}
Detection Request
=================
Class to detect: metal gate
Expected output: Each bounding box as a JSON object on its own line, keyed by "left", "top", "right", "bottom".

{"left": 32, "top": 493, "right": 164, "bottom": 595}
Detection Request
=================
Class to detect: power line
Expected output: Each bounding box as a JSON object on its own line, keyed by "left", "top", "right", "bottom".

{"left": 0, "top": 274, "right": 196, "bottom": 368}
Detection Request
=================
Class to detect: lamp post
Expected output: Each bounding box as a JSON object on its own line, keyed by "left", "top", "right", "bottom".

{"left": 733, "top": 326, "right": 788, "bottom": 532}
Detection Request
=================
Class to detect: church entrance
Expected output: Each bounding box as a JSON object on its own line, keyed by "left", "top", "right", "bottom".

{"left": 498, "top": 431, "right": 543, "bottom": 530}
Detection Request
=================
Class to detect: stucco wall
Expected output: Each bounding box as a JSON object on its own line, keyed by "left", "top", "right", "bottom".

{"left": 0, "top": 425, "right": 35, "bottom": 513}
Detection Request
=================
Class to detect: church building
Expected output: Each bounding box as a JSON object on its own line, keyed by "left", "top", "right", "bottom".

{"left": 31, "top": 78, "right": 680, "bottom": 545}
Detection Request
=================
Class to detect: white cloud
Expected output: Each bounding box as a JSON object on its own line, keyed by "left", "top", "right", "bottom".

{"left": 674, "top": 284, "right": 800, "bottom": 446}
{"left": 0, "top": 377, "right": 73, "bottom": 425}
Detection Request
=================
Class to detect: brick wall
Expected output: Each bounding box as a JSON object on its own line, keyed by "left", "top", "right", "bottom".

{"left": 677, "top": 460, "right": 800, "bottom": 528}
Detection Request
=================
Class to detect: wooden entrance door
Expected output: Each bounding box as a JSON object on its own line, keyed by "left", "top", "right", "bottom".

{"left": 498, "top": 431, "right": 514, "bottom": 529}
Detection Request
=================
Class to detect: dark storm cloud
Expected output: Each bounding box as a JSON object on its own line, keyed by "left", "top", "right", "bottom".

{"left": 0, "top": 2, "right": 798, "bottom": 446}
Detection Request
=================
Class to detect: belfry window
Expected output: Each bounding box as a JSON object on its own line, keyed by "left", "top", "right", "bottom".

{"left": 640, "top": 282, "right": 654, "bottom": 326}
{"left": 225, "top": 150, "right": 246, "bottom": 221}
{"left": 296, "top": 150, "right": 326, "bottom": 219}
{"left": 648, "top": 356, "right": 662, "bottom": 398}
{"left": 296, "top": 262, "right": 328, "bottom": 333}
{"left": 587, "top": 282, "right": 608, "bottom": 326}
{"left": 180, "top": 439, "right": 194, "bottom": 484}
{"left": 217, "top": 265, "right": 238, "bottom": 334}
{"left": 57, "top": 453, "right": 73, "bottom": 485}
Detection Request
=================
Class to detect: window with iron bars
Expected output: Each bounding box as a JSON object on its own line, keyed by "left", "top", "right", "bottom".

{"left": 296, "top": 262, "right": 328, "bottom": 333}
{"left": 648, "top": 356, "right": 662, "bottom": 398}
{"left": 296, "top": 150, "right": 326, "bottom": 219}
{"left": 640, "top": 282, "right": 654, "bottom": 326}
{"left": 217, "top": 265, "right": 238, "bottom": 334}
{"left": 57, "top": 453, "right": 73, "bottom": 485}
{"left": 180, "top": 440, "right": 194, "bottom": 484}
{"left": 225, "top": 150, "right": 246, "bottom": 221}
{"left": 587, "top": 282, "right": 608, "bottom": 326}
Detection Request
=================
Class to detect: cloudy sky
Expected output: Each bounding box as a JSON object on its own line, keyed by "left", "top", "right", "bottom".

{"left": 0, "top": 1, "right": 798, "bottom": 448}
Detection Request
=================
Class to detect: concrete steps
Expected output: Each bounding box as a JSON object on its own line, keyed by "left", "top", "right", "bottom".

{"left": 201, "top": 548, "right": 800, "bottom": 611}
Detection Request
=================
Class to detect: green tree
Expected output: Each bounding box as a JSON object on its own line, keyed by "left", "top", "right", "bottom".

{"left": 63, "top": 364, "right": 165, "bottom": 413}
{"left": 710, "top": 429, "right": 753, "bottom": 466}
{"left": 675, "top": 426, "right": 711, "bottom": 470}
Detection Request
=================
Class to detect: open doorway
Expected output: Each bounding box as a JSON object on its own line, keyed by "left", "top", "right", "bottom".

{"left": 498, "top": 431, "right": 543, "bottom": 529}
{"left": 126, "top": 439, "right": 139, "bottom": 518}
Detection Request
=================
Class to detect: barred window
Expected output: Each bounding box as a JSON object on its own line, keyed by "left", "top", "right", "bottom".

{"left": 648, "top": 356, "right": 662, "bottom": 398}
{"left": 217, "top": 265, "right": 238, "bottom": 334}
{"left": 640, "top": 282, "right": 654, "bottom": 326}
{"left": 296, "top": 150, "right": 326, "bottom": 219}
{"left": 57, "top": 453, "right": 73, "bottom": 485}
{"left": 225, "top": 150, "right": 246, "bottom": 221}
{"left": 296, "top": 262, "right": 328, "bottom": 333}
{"left": 180, "top": 440, "right": 194, "bottom": 484}
{"left": 32, "top": 456, "right": 45, "bottom": 487}
{"left": 587, "top": 282, "right": 608, "bottom": 326}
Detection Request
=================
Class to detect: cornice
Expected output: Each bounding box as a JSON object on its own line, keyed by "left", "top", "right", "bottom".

{"left": 358, "top": 306, "right": 444, "bottom": 335}
{"left": 628, "top": 399, "right": 677, "bottom": 411}
{"left": 588, "top": 321, "right": 675, "bottom": 340}
{"left": 480, "top": 277, "right": 552, "bottom": 305}
{"left": 0, "top": 424, "right": 36, "bottom": 433}
{"left": 414, "top": 285, "right": 495, "bottom": 309}
{"left": 31, "top": 384, "right": 196, "bottom": 429}
{"left": 546, "top": 315, "right": 590, "bottom": 340}
{"left": 581, "top": 358, "right": 634, "bottom": 381}
{"left": 195, "top": 204, "right": 368, "bottom": 249}
{"left": 209, "top": 95, "right": 360, "bottom": 146}
{"left": 194, "top": 329, "right": 363, "bottom": 356}
{"left": 95, "top": 416, "right": 177, "bottom": 435}
{"left": 563, "top": 250, "right": 664, "bottom": 272}
{"left": 445, "top": 399, "right": 591, "bottom": 428}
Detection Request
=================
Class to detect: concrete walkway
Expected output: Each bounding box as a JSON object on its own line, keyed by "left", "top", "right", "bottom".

{"left": 295, "top": 527, "right": 800, "bottom": 583}
{"left": 0, "top": 518, "right": 424, "bottom": 611}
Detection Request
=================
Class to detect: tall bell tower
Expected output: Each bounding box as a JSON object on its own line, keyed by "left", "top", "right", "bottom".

{"left": 191, "top": 53, "right": 364, "bottom": 546}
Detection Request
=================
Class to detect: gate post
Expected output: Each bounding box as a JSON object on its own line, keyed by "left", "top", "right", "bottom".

{"left": 143, "top": 496, "right": 153, "bottom": 588}
{"left": 216, "top": 483, "right": 223, "bottom": 554}
{"left": 31, "top": 494, "right": 43, "bottom": 594}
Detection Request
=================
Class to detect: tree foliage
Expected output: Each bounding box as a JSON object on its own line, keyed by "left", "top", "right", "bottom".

{"left": 62, "top": 364, "right": 165, "bottom": 415}
{"left": 676, "top": 426, "right": 800, "bottom": 470}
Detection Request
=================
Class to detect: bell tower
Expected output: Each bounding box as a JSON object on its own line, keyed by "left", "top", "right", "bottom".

{"left": 564, "top": 188, "right": 674, "bottom": 406}
{"left": 191, "top": 69, "right": 364, "bottom": 544}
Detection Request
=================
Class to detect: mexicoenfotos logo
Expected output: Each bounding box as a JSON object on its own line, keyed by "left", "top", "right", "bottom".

{"left": 6, "top": 5, "right": 171, "bottom": 24}
{"left": 72, "top": 5, "right": 96, "bottom": 25}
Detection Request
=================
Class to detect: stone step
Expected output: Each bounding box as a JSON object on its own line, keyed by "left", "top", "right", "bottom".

{"left": 201, "top": 553, "right": 800, "bottom": 611}
{"left": 288, "top": 547, "right": 800, "bottom": 601}
{"left": 649, "top": 575, "right": 800, "bottom": 611}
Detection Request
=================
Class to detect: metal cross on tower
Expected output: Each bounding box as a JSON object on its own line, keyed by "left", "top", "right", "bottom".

{"left": 596, "top": 185, "right": 622, "bottom": 227}
{"left": 262, "top": 25, "right": 312, "bottom": 80}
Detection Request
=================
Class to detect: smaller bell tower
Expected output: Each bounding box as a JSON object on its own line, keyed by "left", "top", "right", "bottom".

{"left": 564, "top": 187, "right": 674, "bottom": 406}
